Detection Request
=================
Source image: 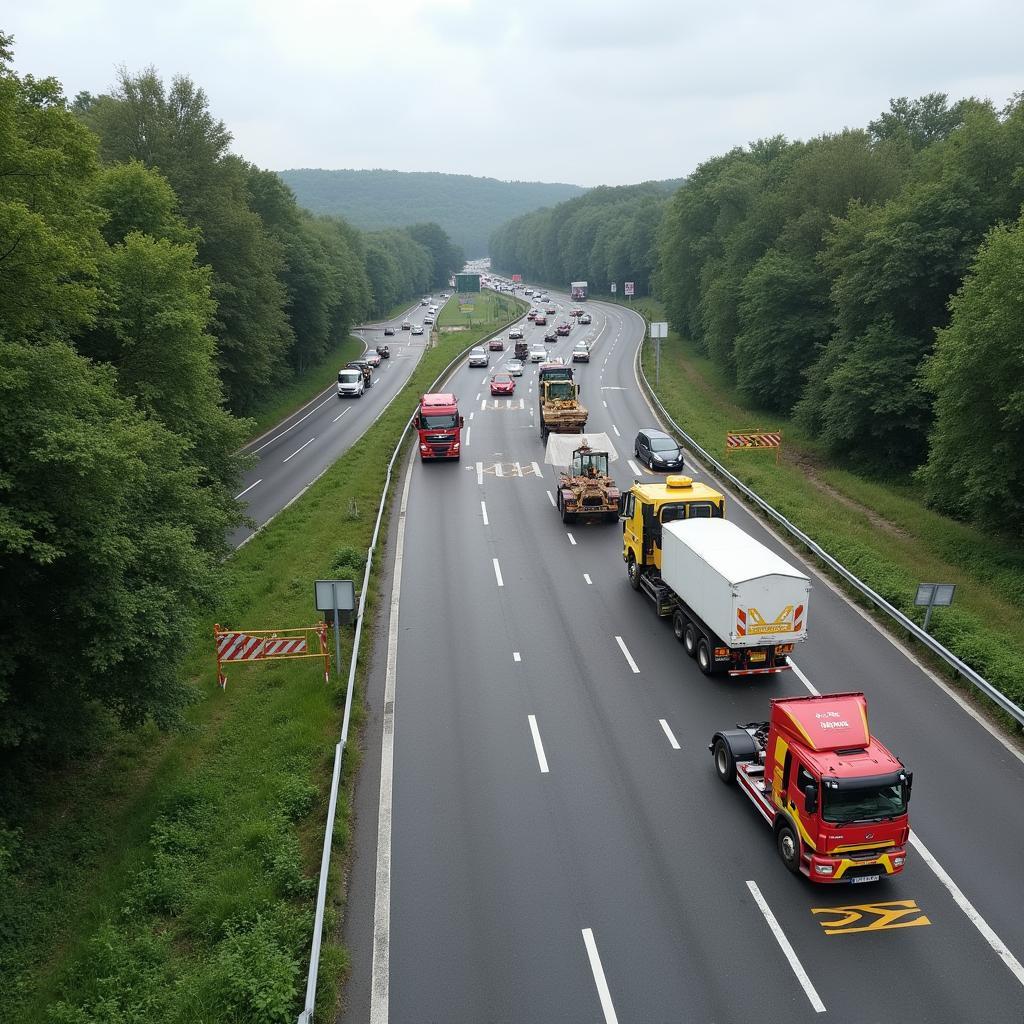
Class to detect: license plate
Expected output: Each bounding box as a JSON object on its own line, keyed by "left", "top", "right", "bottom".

{"left": 748, "top": 652, "right": 766, "bottom": 664}
{"left": 850, "top": 874, "right": 880, "bottom": 884}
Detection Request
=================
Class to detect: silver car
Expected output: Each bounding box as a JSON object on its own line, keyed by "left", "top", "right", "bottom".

{"left": 506, "top": 359, "right": 524, "bottom": 377}
{"left": 468, "top": 347, "right": 489, "bottom": 367}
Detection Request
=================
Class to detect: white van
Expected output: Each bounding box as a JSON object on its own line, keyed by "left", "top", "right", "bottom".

{"left": 337, "top": 368, "right": 365, "bottom": 398}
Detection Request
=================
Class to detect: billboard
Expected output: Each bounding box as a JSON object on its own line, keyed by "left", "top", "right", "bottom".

{"left": 455, "top": 273, "right": 481, "bottom": 293}
{"left": 624, "top": 281, "right": 635, "bottom": 297}
{"left": 512, "top": 273, "right": 522, "bottom": 283}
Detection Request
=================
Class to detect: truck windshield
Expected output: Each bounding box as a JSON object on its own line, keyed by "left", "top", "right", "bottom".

{"left": 539, "top": 368, "right": 573, "bottom": 383}
{"left": 546, "top": 382, "right": 573, "bottom": 400}
{"left": 338, "top": 371, "right": 360, "bottom": 383}
{"left": 822, "top": 777, "right": 907, "bottom": 824}
{"left": 420, "top": 413, "right": 458, "bottom": 430}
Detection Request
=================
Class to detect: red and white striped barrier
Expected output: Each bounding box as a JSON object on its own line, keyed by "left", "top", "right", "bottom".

{"left": 214, "top": 623, "right": 328, "bottom": 688}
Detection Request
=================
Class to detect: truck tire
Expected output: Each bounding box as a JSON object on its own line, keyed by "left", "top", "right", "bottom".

{"left": 777, "top": 823, "right": 801, "bottom": 874}
{"left": 713, "top": 739, "right": 736, "bottom": 783}
{"left": 683, "top": 621, "right": 698, "bottom": 658}
{"left": 672, "top": 610, "right": 687, "bottom": 644}
{"left": 697, "top": 638, "right": 713, "bottom": 676}
{"left": 627, "top": 554, "right": 641, "bottom": 591}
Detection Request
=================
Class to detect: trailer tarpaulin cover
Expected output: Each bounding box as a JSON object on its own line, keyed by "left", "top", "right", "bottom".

{"left": 544, "top": 432, "right": 619, "bottom": 465}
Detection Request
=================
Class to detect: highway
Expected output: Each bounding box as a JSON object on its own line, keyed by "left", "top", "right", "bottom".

{"left": 229, "top": 299, "right": 444, "bottom": 549}
{"left": 341, "top": 286, "right": 1024, "bottom": 1023}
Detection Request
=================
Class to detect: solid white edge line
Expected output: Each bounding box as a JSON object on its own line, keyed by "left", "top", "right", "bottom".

{"left": 493, "top": 558, "right": 504, "bottom": 587}
{"left": 659, "top": 719, "right": 681, "bottom": 749}
{"left": 910, "top": 831, "right": 1024, "bottom": 987}
{"left": 481, "top": 500, "right": 488, "bottom": 526}
{"left": 528, "top": 714, "right": 549, "bottom": 773}
{"left": 282, "top": 436, "right": 316, "bottom": 463}
{"left": 234, "top": 478, "right": 262, "bottom": 500}
{"left": 788, "top": 659, "right": 819, "bottom": 696}
{"left": 746, "top": 880, "right": 826, "bottom": 1013}
{"left": 547, "top": 490, "right": 556, "bottom": 507}
{"left": 581, "top": 928, "right": 619, "bottom": 1024}
{"left": 615, "top": 635, "right": 640, "bottom": 674}
{"left": 370, "top": 451, "right": 415, "bottom": 1024}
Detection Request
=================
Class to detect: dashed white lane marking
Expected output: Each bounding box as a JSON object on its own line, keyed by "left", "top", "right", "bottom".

{"left": 283, "top": 436, "right": 316, "bottom": 462}
{"left": 466, "top": 426, "right": 472, "bottom": 447}
{"left": 547, "top": 490, "right": 556, "bottom": 507}
{"left": 584, "top": 573, "right": 593, "bottom": 585}
{"left": 481, "top": 500, "right": 488, "bottom": 526}
{"left": 747, "top": 881, "right": 826, "bottom": 1013}
{"left": 581, "top": 929, "right": 619, "bottom": 1024}
{"left": 513, "top": 652, "right": 521, "bottom": 663}
{"left": 374, "top": 377, "right": 380, "bottom": 385}
{"left": 519, "top": 398, "right": 525, "bottom": 409}
{"left": 788, "top": 659, "right": 819, "bottom": 696}
{"left": 250, "top": 395, "right": 334, "bottom": 455}
{"left": 612, "top": 425, "right": 621, "bottom": 436}
{"left": 602, "top": 400, "right": 608, "bottom": 408}
{"left": 506, "top": 398, "right": 512, "bottom": 409}
{"left": 469, "top": 411, "right": 475, "bottom": 421}
{"left": 333, "top": 407, "right": 352, "bottom": 423}
{"left": 475, "top": 393, "right": 480, "bottom": 401}
{"left": 476, "top": 461, "right": 483, "bottom": 485}
{"left": 628, "top": 459, "right": 643, "bottom": 476}
{"left": 493, "top": 558, "right": 504, "bottom": 587}
{"left": 615, "top": 636, "right": 640, "bottom": 674}
{"left": 659, "top": 719, "right": 681, "bottom": 749}
{"left": 567, "top": 533, "right": 576, "bottom": 545}
{"left": 532, "top": 461, "right": 543, "bottom": 477}
{"left": 528, "top": 715, "right": 550, "bottom": 773}
{"left": 235, "top": 478, "right": 262, "bottom": 500}
{"left": 480, "top": 399, "right": 486, "bottom": 411}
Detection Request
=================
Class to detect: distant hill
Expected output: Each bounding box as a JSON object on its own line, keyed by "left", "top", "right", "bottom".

{"left": 277, "top": 169, "right": 587, "bottom": 257}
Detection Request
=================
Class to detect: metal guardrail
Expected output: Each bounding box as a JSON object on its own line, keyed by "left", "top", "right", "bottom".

{"left": 296, "top": 302, "right": 526, "bottom": 1024}
{"left": 619, "top": 305, "right": 1024, "bottom": 729}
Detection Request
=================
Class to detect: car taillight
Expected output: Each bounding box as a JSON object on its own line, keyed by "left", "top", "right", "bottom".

{"left": 714, "top": 647, "right": 729, "bottom": 657}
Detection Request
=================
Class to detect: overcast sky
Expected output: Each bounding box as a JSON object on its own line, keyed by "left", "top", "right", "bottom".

{"left": 8, "top": 0, "right": 1024, "bottom": 187}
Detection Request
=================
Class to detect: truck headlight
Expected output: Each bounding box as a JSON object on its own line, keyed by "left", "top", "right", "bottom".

{"left": 814, "top": 864, "right": 834, "bottom": 875}
{"left": 893, "top": 856, "right": 905, "bottom": 867}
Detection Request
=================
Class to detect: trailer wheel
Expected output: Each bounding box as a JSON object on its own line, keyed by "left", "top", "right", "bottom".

{"left": 713, "top": 739, "right": 736, "bottom": 783}
{"left": 697, "top": 638, "right": 713, "bottom": 675}
{"left": 672, "top": 610, "right": 687, "bottom": 643}
{"left": 560, "top": 496, "right": 574, "bottom": 524}
{"left": 777, "top": 823, "right": 801, "bottom": 874}
{"left": 627, "top": 554, "right": 641, "bottom": 591}
{"left": 683, "top": 621, "right": 698, "bottom": 658}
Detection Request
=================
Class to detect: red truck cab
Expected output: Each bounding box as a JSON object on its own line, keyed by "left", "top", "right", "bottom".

{"left": 415, "top": 393, "right": 463, "bottom": 461}
{"left": 711, "top": 692, "right": 911, "bottom": 883}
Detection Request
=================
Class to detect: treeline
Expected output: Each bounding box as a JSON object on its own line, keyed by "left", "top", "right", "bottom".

{"left": 489, "top": 181, "right": 679, "bottom": 296}
{"left": 0, "top": 36, "right": 460, "bottom": 754}
{"left": 493, "top": 94, "right": 1024, "bottom": 533}
{"left": 280, "top": 167, "right": 585, "bottom": 257}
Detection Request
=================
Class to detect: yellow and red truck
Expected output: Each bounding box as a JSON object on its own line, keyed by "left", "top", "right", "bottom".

{"left": 710, "top": 692, "right": 912, "bottom": 882}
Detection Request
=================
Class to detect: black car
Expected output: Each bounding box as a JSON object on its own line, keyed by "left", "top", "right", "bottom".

{"left": 384, "top": 326, "right": 395, "bottom": 337}
{"left": 634, "top": 428, "right": 684, "bottom": 471}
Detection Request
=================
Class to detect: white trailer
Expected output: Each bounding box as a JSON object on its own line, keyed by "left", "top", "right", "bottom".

{"left": 655, "top": 519, "right": 810, "bottom": 676}
{"left": 570, "top": 281, "right": 588, "bottom": 301}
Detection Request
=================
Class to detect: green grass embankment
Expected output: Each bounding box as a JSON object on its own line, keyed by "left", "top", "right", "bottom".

{"left": 618, "top": 298, "right": 1024, "bottom": 726}
{"left": 0, "top": 295, "right": 526, "bottom": 1023}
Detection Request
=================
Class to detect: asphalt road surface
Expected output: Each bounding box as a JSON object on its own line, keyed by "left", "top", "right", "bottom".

{"left": 342, "top": 288, "right": 1024, "bottom": 1023}
{"left": 229, "top": 299, "right": 445, "bottom": 549}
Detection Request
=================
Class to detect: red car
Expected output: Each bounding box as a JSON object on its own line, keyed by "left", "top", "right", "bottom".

{"left": 489, "top": 337, "right": 505, "bottom": 351}
{"left": 527, "top": 309, "right": 538, "bottom": 321}
{"left": 490, "top": 372, "right": 515, "bottom": 396}
{"left": 556, "top": 322, "right": 572, "bottom": 336}
{"left": 534, "top": 314, "right": 547, "bottom": 326}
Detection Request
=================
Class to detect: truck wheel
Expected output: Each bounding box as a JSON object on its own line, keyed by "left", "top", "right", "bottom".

{"left": 627, "top": 554, "right": 641, "bottom": 591}
{"left": 777, "top": 823, "right": 801, "bottom": 874}
{"left": 683, "top": 622, "right": 698, "bottom": 658}
{"left": 672, "top": 610, "right": 687, "bottom": 644}
{"left": 713, "top": 739, "right": 736, "bottom": 783}
{"left": 697, "top": 638, "right": 713, "bottom": 676}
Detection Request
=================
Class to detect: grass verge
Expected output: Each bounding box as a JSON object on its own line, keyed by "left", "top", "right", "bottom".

{"left": 0, "top": 297, "right": 526, "bottom": 1023}
{"left": 621, "top": 298, "right": 1024, "bottom": 727}
{"left": 438, "top": 289, "right": 520, "bottom": 330}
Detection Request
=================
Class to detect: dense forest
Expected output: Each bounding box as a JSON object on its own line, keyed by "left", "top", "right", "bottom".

{"left": 0, "top": 35, "right": 462, "bottom": 754}
{"left": 492, "top": 94, "right": 1024, "bottom": 534}
{"left": 489, "top": 180, "right": 682, "bottom": 297}
{"left": 279, "top": 168, "right": 585, "bottom": 257}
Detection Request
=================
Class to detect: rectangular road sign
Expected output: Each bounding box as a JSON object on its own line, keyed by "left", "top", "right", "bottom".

{"left": 611, "top": 283, "right": 617, "bottom": 293}
{"left": 650, "top": 322, "right": 668, "bottom": 339}
{"left": 624, "top": 281, "right": 635, "bottom": 296}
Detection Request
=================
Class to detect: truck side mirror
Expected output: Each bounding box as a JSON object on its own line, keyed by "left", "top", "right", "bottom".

{"left": 803, "top": 784, "right": 818, "bottom": 814}
{"left": 413, "top": 416, "right": 420, "bottom": 429}
{"left": 904, "top": 770, "right": 913, "bottom": 798}
{"left": 459, "top": 416, "right": 465, "bottom": 427}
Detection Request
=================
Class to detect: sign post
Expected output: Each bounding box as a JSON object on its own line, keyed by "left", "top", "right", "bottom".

{"left": 315, "top": 579, "right": 356, "bottom": 682}
{"left": 650, "top": 321, "right": 668, "bottom": 387}
{"left": 914, "top": 583, "right": 956, "bottom": 633}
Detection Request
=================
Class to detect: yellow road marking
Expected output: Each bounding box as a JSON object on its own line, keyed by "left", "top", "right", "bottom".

{"left": 812, "top": 900, "right": 931, "bottom": 936}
